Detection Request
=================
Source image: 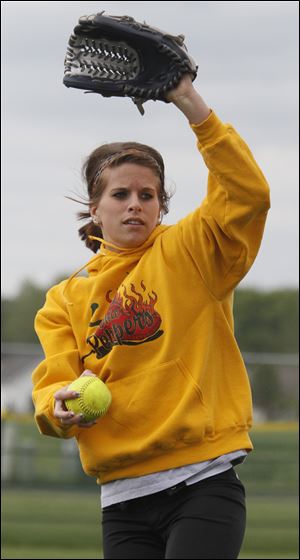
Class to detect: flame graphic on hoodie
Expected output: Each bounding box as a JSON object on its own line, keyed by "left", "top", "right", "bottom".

{"left": 84, "top": 282, "right": 163, "bottom": 360}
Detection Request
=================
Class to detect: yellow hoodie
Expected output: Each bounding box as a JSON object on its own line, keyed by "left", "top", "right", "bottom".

{"left": 32, "top": 111, "right": 270, "bottom": 485}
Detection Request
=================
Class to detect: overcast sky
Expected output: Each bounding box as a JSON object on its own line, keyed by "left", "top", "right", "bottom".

{"left": 2, "top": 1, "right": 299, "bottom": 298}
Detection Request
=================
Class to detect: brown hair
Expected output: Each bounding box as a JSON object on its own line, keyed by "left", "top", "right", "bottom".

{"left": 74, "top": 142, "right": 171, "bottom": 253}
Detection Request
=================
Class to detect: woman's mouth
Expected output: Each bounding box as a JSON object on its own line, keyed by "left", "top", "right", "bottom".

{"left": 123, "top": 219, "right": 145, "bottom": 226}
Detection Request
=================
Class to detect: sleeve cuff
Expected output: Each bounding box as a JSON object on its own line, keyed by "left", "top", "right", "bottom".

{"left": 190, "top": 111, "right": 228, "bottom": 150}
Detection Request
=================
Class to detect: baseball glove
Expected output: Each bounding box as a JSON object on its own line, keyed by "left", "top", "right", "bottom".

{"left": 63, "top": 11, "right": 198, "bottom": 115}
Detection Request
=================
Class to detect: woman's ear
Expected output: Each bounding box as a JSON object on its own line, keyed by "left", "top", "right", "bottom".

{"left": 90, "top": 206, "right": 101, "bottom": 226}
{"left": 90, "top": 205, "right": 96, "bottom": 218}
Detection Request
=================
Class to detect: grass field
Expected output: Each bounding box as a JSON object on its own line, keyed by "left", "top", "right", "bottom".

{"left": 1, "top": 425, "right": 299, "bottom": 559}
{"left": 2, "top": 488, "right": 298, "bottom": 559}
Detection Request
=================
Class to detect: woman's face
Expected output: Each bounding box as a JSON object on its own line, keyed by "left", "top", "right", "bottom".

{"left": 90, "top": 163, "right": 162, "bottom": 250}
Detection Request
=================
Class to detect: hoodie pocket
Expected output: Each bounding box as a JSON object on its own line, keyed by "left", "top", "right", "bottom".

{"left": 107, "top": 358, "right": 212, "bottom": 451}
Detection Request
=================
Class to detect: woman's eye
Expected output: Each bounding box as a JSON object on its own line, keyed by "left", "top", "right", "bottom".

{"left": 113, "top": 191, "right": 127, "bottom": 198}
{"left": 112, "top": 191, "right": 153, "bottom": 200}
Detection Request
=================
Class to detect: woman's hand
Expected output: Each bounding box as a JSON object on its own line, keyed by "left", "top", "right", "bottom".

{"left": 165, "top": 73, "right": 211, "bottom": 125}
{"left": 165, "top": 74, "right": 195, "bottom": 103}
{"left": 54, "top": 370, "right": 98, "bottom": 428}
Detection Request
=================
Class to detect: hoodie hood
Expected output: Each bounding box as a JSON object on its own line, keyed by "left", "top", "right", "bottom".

{"left": 62, "top": 224, "right": 171, "bottom": 303}
{"left": 86, "top": 224, "right": 171, "bottom": 274}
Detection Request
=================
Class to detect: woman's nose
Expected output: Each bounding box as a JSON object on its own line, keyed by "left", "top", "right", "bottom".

{"left": 128, "top": 196, "right": 142, "bottom": 211}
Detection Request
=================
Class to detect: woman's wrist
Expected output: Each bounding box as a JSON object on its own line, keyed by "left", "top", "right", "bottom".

{"left": 166, "top": 75, "right": 211, "bottom": 125}
{"left": 171, "top": 90, "right": 211, "bottom": 125}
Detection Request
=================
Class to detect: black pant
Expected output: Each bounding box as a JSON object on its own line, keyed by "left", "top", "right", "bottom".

{"left": 102, "top": 468, "right": 246, "bottom": 559}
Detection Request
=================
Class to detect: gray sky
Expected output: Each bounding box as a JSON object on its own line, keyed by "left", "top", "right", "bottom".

{"left": 2, "top": 1, "right": 299, "bottom": 297}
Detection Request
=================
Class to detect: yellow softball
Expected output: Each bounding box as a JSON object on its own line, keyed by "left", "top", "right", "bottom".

{"left": 65, "top": 376, "right": 112, "bottom": 422}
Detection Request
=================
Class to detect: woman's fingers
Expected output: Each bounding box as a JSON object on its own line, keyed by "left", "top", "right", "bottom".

{"left": 53, "top": 374, "right": 98, "bottom": 427}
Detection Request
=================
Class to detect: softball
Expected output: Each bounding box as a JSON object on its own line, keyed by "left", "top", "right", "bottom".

{"left": 65, "top": 376, "right": 112, "bottom": 422}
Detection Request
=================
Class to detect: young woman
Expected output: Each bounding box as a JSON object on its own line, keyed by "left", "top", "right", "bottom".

{"left": 32, "top": 75, "right": 270, "bottom": 559}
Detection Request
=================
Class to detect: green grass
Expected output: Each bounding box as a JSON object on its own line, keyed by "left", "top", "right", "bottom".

{"left": 1, "top": 425, "right": 298, "bottom": 558}
{"left": 239, "top": 497, "right": 298, "bottom": 558}
{"left": 1, "top": 489, "right": 298, "bottom": 559}
{"left": 1, "top": 488, "right": 102, "bottom": 559}
{"left": 1, "top": 546, "right": 101, "bottom": 559}
{"left": 235, "top": 430, "right": 298, "bottom": 496}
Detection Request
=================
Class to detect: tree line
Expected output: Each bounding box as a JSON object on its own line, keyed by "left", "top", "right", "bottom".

{"left": 1, "top": 279, "right": 298, "bottom": 352}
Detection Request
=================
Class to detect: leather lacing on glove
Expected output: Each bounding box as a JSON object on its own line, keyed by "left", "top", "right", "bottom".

{"left": 63, "top": 12, "right": 198, "bottom": 115}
